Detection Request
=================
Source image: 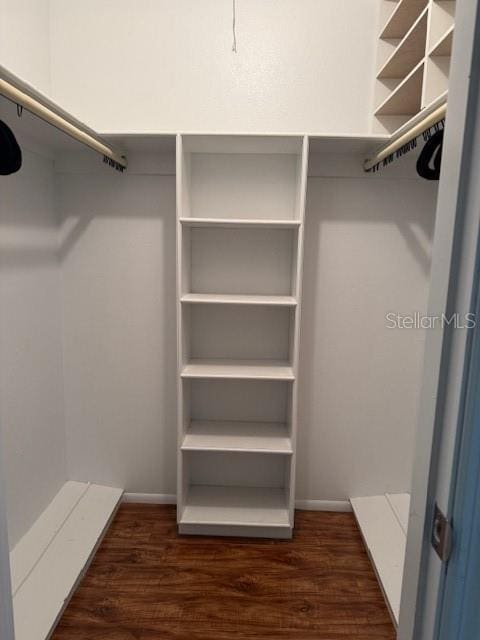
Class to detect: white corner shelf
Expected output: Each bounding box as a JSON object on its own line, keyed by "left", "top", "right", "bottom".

{"left": 377, "top": 7, "right": 428, "bottom": 79}
{"left": 180, "top": 486, "right": 291, "bottom": 528}
{"left": 180, "top": 293, "right": 297, "bottom": 306}
{"left": 181, "top": 421, "right": 293, "bottom": 454}
{"left": 179, "top": 217, "right": 301, "bottom": 229}
{"left": 380, "top": 0, "right": 428, "bottom": 39}
{"left": 176, "top": 134, "right": 308, "bottom": 538}
{"left": 181, "top": 359, "right": 295, "bottom": 381}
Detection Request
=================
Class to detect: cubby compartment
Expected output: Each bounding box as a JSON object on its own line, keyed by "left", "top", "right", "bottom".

{"left": 189, "top": 378, "right": 291, "bottom": 424}
{"left": 377, "top": 7, "right": 427, "bottom": 80}
{"left": 184, "top": 451, "right": 290, "bottom": 488}
{"left": 179, "top": 451, "right": 291, "bottom": 531}
{"left": 422, "top": 55, "right": 451, "bottom": 107}
{"left": 182, "top": 225, "right": 298, "bottom": 297}
{"left": 375, "top": 61, "right": 424, "bottom": 118}
{"left": 179, "top": 135, "right": 304, "bottom": 221}
{"left": 379, "top": 0, "right": 429, "bottom": 40}
{"left": 185, "top": 304, "right": 294, "bottom": 362}
{"left": 180, "top": 378, "right": 292, "bottom": 453}
{"left": 428, "top": 1, "right": 455, "bottom": 51}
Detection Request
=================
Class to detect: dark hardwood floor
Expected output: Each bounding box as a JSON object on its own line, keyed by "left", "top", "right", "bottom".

{"left": 51, "top": 504, "right": 395, "bottom": 640}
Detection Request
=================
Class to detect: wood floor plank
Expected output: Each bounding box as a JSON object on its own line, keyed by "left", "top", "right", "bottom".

{"left": 51, "top": 505, "right": 395, "bottom": 640}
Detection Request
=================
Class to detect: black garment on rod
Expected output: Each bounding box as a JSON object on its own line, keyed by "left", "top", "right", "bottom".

{"left": 0, "top": 120, "right": 22, "bottom": 175}
{"left": 416, "top": 129, "right": 444, "bottom": 181}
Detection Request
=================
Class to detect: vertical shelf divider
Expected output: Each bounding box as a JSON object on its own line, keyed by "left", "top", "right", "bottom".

{"left": 287, "top": 136, "right": 309, "bottom": 525}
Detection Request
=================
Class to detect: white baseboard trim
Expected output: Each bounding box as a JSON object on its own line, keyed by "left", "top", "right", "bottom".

{"left": 122, "top": 493, "right": 351, "bottom": 512}
{"left": 295, "top": 499, "right": 352, "bottom": 512}
{"left": 122, "top": 493, "right": 176, "bottom": 504}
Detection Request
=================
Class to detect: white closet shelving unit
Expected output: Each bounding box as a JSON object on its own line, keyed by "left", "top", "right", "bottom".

{"left": 176, "top": 134, "right": 308, "bottom": 538}
{"left": 374, "top": 0, "right": 456, "bottom": 134}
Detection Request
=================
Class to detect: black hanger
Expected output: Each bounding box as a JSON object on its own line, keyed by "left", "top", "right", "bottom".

{"left": 416, "top": 129, "right": 444, "bottom": 180}
{"left": 0, "top": 120, "right": 22, "bottom": 175}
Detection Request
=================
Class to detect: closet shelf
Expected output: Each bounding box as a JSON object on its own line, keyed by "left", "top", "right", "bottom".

{"left": 429, "top": 25, "right": 454, "bottom": 56}
{"left": 179, "top": 217, "right": 301, "bottom": 229}
{"left": 181, "top": 359, "right": 295, "bottom": 381}
{"left": 375, "top": 60, "right": 424, "bottom": 116}
{"left": 377, "top": 7, "right": 428, "bottom": 79}
{"left": 180, "top": 293, "right": 297, "bottom": 307}
{"left": 180, "top": 486, "right": 291, "bottom": 527}
{"left": 181, "top": 421, "right": 293, "bottom": 454}
{"left": 380, "top": 0, "right": 428, "bottom": 39}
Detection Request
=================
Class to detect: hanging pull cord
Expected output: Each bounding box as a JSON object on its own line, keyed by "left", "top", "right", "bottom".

{"left": 232, "top": 0, "right": 237, "bottom": 52}
{"left": 17, "top": 104, "right": 23, "bottom": 118}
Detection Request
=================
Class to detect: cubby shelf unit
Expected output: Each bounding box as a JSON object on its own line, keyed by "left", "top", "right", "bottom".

{"left": 373, "top": 0, "right": 456, "bottom": 135}
{"left": 176, "top": 134, "right": 308, "bottom": 538}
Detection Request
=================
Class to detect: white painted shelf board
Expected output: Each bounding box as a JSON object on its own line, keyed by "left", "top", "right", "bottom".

{"left": 101, "top": 133, "right": 176, "bottom": 153}
{"left": 181, "top": 293, "right": 297, "bottom": 307}
{"left": 9, "top": 481, "right": 88, "bottom": 595}
{"left": 182, "top": 421, "right": 293, "bottom": 453}
{"left": 377, "top": 7, "right": 428, "bottom": 79}
{"left": 351, "top": 494, "right": 408, "bottom": 626}
{"left": 307, "top": 135, "right": 389, "bottom": 154}
{"left": 380, "top": 0, "right": 429, "bottom": 39}
{"left": 12, "top": 483, "right": 122, "bottom": 640}
{"left": 181, "top": 359, "right": 295, "bottom": 380}
{"left": 181, "top": 134, "right": 303, "bottom": 154}
{"left": 180, "top": 217, "right": 301, "bottom": 229}
{"left": 181, "top": 486, "right": 290, "bottom": 527}
{"left": 386, "top": 493, "right": 410, "bottom": 534}
{"left": 429, "top": 25, "right": 454, "bottom": 56}
{"left": 375, "top": 60, "right": 424, "bottom": 116}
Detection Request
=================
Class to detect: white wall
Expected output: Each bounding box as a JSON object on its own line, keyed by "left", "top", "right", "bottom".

{"left": 0, "top": 0, "right": 51, "bottom": 93}
{"left": 0, "top": 146, "right": 66, "bottom": 549}
{"left": 57, "top": 157, "right": 177, "bottom": 493}
{"left": 48, "top": 0, "right": 379, "bottom": 134}
{"left": 56, "top": 150, "right": 436, "bottom": 501}
{"left": 297, "top": 160, "right": 437, "bottom": 500}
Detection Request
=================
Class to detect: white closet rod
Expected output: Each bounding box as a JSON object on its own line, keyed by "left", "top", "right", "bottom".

{"left": 0, "top": 68, "right": 127, "bottom": 169}
{"left": 364, "top": 102, "right": 447, "bottom": 171}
